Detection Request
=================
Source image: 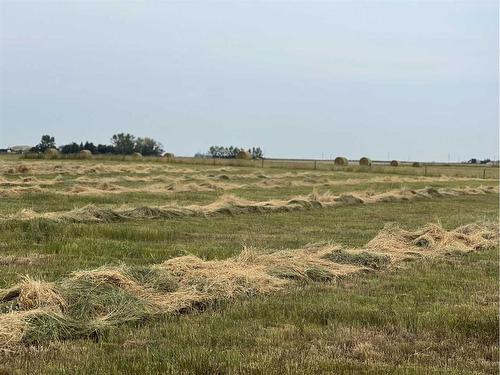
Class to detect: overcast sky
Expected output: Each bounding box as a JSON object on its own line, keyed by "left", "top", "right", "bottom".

{"left": 0, "top": 1, "right": 498, "bottom": 161}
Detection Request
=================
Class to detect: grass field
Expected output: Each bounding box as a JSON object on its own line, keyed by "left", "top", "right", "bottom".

{"left": 0, "top": 158, "right": 498, "bottom": 374}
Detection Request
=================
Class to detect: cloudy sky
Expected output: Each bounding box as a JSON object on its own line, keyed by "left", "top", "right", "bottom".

{"left": 1, "top": 1, "right": 498, "bottom": 161}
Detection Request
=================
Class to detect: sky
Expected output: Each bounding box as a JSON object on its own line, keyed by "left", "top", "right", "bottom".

{"left": 0, "top": 1, "right": 498, "bottom": 162}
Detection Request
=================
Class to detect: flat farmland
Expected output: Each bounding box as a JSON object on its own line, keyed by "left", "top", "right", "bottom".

{"left": 0, "top": 158, "right": 498, "bottom": 374}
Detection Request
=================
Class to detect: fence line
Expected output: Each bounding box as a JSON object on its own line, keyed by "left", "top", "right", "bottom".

{"left": 13, "top": 153, "right": 498, "bottom": 179}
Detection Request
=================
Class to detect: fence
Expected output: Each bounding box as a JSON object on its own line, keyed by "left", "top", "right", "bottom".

{"left": 13, "top": 152, "right": 499, "bottom": 179}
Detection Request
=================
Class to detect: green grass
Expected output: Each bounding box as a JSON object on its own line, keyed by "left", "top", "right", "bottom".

{"left": 2, "top": 249, "right": 497, "bottom": 374}
{"left": 324, "top": 249, "right": 390, "bottom": 269}
{"left": 0, "top": 159, "right": 498, "bottom": 374}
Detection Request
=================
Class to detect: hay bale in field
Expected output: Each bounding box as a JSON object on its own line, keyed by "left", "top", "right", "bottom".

{"left": 334, "top": 157, "right": 348, "bottom": 166}
{"left": 79, "top": 150, "right": 92, "bottom": 159}
{"left": 132, "top": 152, "right": 143, "bottom": 159}
{"left": 412, "top": 162, "right": 422, "bottom": 167}
{"left": 390, "top": 160, "right": 400, "bottom": 167}
{"left": 236, "top": 150, "right": 252, "bottom": 160}
{"left": 163, "top": 152, "right": 175, "bottom": 159}
{"left": 359, "top": 157, "right": 372, "bottom": 166}
{"left": 44, "top": 148, "right": 59, "bottom": 159}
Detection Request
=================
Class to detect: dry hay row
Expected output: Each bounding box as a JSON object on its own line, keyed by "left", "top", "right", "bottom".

{"left": 251, "top": 175, "right": 496, "bottom": 189}
{"left": 3, "top": 160, "right": 496, "bottom": 182}
{"left": 66, "top": 180, "right": 242, "bottom": 195}
{"left": 0, "top": 180, "right": 243, "bottom": 197}
{"left": 0, "top": 176, "right": 62, "bottom": 187}
{"left": 0, "top": 172, "right": 496, "bottom": 198}
{"left": 0, "top": 221, "right": 497, "bottom": 352}
{"left": 1, "top": 162, "right": 198, "bottom": 177}
{"left": 2, "top": 186, "right": 498, "bottom": 223}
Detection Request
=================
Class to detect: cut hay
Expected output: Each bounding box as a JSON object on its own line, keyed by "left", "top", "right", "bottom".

{"left": 131, "top": 152, "right": 143, "bottom": 159}
{"left": 334, "top": 157, "right": 348, "bottom": 166}
{"left": 3, "top": 185, "right": 497, "bottom": 223}
{"left": 0, "top": 221, "right": 496, "bottom": 352}
{"left": 236, "top": 150, "right": 252, "bottom": 160}
{"left": 364, "top": 222, "right": 499, "bottom": 259}
{"left": 390, "top": 160, "right": 400, "bottom": 167}
{"left": 0, "top": 276, "right": 65, "bottom": 312}
{"left": 359, "top": 157, "right": 372, "bottom": 166}
{"left": 163, "top": 152, "right": 175, "bottom": 159}
{"left": 16, "top": 164, "right": 30, "bottom": 174}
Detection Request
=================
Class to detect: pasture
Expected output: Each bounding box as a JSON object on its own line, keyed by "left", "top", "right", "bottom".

{"left": 0, "top": 157, "right": 498, "bottom": 374}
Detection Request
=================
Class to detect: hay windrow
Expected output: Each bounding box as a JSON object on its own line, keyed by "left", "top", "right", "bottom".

{"left": 0, "top": 163, "right": 496, "bottom": 198}
{"left": 0, "top": 221, "right": 496, "bottom": 352}
{"left": 3, "top": 185, "right": 497, "bottom": 223}
{"left": 364, "top": 222, "right": 499, "bottom": 257}
{"left": 0, "top": 277, "right": 65, "bottom": 312}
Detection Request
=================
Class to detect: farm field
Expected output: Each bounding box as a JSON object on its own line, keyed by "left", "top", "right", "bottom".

{"left": 0, "top": 158, "right": 498, "bottom": 374}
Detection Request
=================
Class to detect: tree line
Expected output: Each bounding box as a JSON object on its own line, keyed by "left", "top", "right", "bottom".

{"left": 467, "top": 158, "right": 492, "bottom": 164}
{"left": 31, "top": 134, "right": 164, "bottom": 156}
{"left": 206, "top": 146, "right": 263, "bottom": 159}
{"left": 28, "top": 135, "right": 265, "bottom": 159}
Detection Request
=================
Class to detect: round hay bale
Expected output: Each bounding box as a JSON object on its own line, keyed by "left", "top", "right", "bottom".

{"left": 44, "top": 148, "right": 59, "bottom": 159}
{"left": 334, "top": 157, "right": 348, "bottom": 166}
{"left": 412, "top": 162, "right": 422, "bottom": 167}
{"left": 236, "top": 150, "right": 252, "bottom": 160}
{"left": 132, "top": 152, "right": 143, "bottom": 159}
{"left": 79, "top": 149, "right": 92, "bottom": 159}
{"left": 163, "top": 152, "right": 175, "bottom": 159}
{"left": 44, "top": 148, "right": 59, "bottom": 155}
{"left": 390, "top": 160, "right": 400, "bottom": 167}
{"left": 359, "top": 157, "right": 372, "bottom": 166}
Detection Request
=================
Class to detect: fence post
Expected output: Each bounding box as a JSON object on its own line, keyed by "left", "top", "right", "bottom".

{"left": 424, "top": 166, "right": 427, "bottom": 176}
{"left": 314, "top": 160, "right": 317, "bottom": 170}
{"left": 261, "top": 159, "right": 264, "bottom": 168}
{"left": 483, "top": 169, "right": 486, "bottom": 179}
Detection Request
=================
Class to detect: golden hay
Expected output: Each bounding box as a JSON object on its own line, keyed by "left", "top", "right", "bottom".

{"left": 0, "top": 221, "right": 496, "bottom": 352}
{"left": 0, "top": 310, "right": 36, "bottom": 353}
{"left": 44, "top": 148, "right": 60, "bottom": 159}
{"left": 390, "top": 160, "right": 400, "bottom": 167}
{"left": 359, "top": 157, "right": 372, "bottom": 166}
{"left": 163, "top": 152, "right": 175, "bottom": 159}
{"left": 79, "top": 149, "right": 92, "bottom": 158}
{"left": 236, "top": 150, "right": 252, "bottom": 160}
{"left": 334, "top": 157, "right": 348, "bottom": 166}
{"left": 0, "top": 276, "right": 65, "bottom": 312}
{"left": 132, "top": 152, "right": 143, "bottom": 159}
{"left": 3, "top": 185, "right": 497, "bottom": 223}
{"left": 364, "top": 222, "right": 499, "bottom": 259}
{"left": 7, "top": 172, "right": 485, "bottom": 198}
{"left": 16, "top": 164, "right": 30, "bottom": 173}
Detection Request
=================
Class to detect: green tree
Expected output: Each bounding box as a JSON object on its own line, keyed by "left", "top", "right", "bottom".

{"left": 33, "top": 134, "right": 56, "bottom": 152}
{"left": 111, "top": 133, "right": 136, "bottom": 155}
{"left": 252, "top": 147, "right": 263, "bottom": 159}
{"left": 60, "top": 142, "right": 82, "bottom": 154}
{"left": 135, "top": 137, "right": 163, "bottom": 156}
{"left": 83, "top": 141, "right": 97, "bottom": 154}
